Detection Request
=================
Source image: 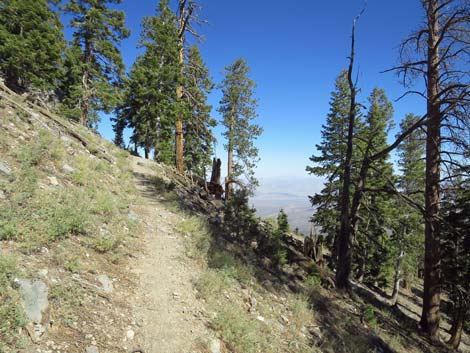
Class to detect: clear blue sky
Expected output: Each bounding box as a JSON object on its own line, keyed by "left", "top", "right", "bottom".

{"left": 84, "top": 0, "right": 427, "bottom": 178}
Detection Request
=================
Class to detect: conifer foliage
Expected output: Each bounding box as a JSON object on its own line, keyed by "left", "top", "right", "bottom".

{"left": 114, "top": 0, "right": 180, "bottom": 161}
{"left": 182, "top": 45, "right": 216, "bottom": 177}
{"left": 0, "top": 0, "right": 64, "bottom": 92}
{"left": 63, "top": 0, "right": 130, "bottom": 126}
{"left": 218, "top": 58, "right": 262, "bottom": 199}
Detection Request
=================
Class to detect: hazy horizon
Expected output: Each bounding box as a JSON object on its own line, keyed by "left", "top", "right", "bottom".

{"left": 250, "top": 176, "right": 324, "bottom": 235}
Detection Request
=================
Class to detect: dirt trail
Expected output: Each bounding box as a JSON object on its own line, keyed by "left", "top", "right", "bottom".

{"left": 128, "top": 157, "right": 209, "bottom": 353}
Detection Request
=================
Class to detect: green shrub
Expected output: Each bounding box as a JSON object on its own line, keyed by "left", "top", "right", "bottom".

{"left": 0, "top": 256, "right": 27, "bottom": 352}
{"left": 212, "top": 305, "right": 261, "bottom": 353}
{"left": 88, "top": 234, "right": 121, "bottom": 253}
{"left": 180, "top": 216, "right": 211, "bottom": 260}
{"left": 17, "top": 130, "right": 64, "bottom": 167}
{"left": 362, "top": 304, "right": 377, "bottom": 328}
{"left": 305, "top": 267, "right": 322, "bottom": 293}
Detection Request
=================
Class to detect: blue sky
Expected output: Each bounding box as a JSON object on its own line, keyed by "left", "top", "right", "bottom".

{"left": 73, "top": 0, "right": 427, "bottom": 178}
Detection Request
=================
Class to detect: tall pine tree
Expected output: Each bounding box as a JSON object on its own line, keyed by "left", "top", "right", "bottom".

{"left": 307, "top": 70, "right": 362, "bottom": 268}
{"left": 218, "top": 58, "right": 262, "bottom": 199}
{"left": 115, "top": 0, "right": 181, "bottom": 163}
{"left": 63, "top": 0, "right": 129, "bottom": 126}
{"left": 0, "top": 0, "right": 64, "bottom": 92}
{"left": 182, "top": 45, "right": 216, "bottom": 177}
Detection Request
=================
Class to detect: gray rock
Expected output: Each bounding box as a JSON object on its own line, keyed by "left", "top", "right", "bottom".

{"left": 62, "top": 164, "right": 75, "bottom": 173}
{"left": 0, "top": 190, "right": 6, "bottom": 199}
{"left": 97, "top": 274, "right": 113, "bottom": 294}
{"left": 127, "top": 211, "right": 139, "bottom": 222}
{"left": 209, "top": 338, "right": 221, "bottom": 353}
{"left": 0, "top": 162, "right": 11, "bottom": 176}
{"left": 86, "top": 345, "right": 99, "bottom": 353}
{"left": 16, "top": 279, "right": 49, "bottom": 323}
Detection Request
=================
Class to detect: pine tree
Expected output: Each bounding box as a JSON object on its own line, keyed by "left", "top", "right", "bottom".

{"left": 63, "top": 0, "right": 129, "bottom": 126}
{"left": 391, "top": 114, "right": 425, "bottom": 302}
{"left": 182, "top": 45, "right": 216, "bottom": 177}
{"left": 115, "top": 0, "right": 181, "bottom": 163}
{"left": 441, "top": 180, "right": 470, "bottom": 350}
{"left": 0, "top": 0, "right": 64, "bottom": 92}
{"left": 218, "top": 58, "right": 262, "bottom": 199}
{"left": 57, "top": 43, "right": 83, "bottom": 121}
{"left": 352, "top": 88, "right": 395, "bottom": 285}
{"left": 277, "top": 209, "right": 289, "bottom": 235}
{"left": 306, "top": 70, "right": 362, "bottom": 268}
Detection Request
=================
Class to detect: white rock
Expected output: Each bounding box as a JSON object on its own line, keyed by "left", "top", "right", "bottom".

{"left": 62, "top": 164, "right": 74, "bottom": 173}
{"left": 47, "top": 176, "right": 59, "bottom": 186}
{"left": 126, "top": 330, "right": 135, "bottom": 340}
{"left": 209, "top": 338, "right": 221, "bottom": 353}
{"left": 85, "top": 346, "right": 99, "bottom": 353}
{"left": 256, "top": 315, "right": 265, "bottom": 322}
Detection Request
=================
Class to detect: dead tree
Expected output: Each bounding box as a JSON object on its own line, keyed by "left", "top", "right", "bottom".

{"left": 389, "top": 0, "right": 470, "bottom": 341}
{"left": 175, "top": 0, "right": 207, "bottom": 173}
{"left": 208, "top": 158, "right": 223, "bottom": 199}
{"left": 336, "top": 6, "right": 364, "bottom": 290}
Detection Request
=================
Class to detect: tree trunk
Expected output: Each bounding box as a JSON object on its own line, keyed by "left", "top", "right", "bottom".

{"left": 175, "top": 45, "right": 184, "bottom": 173}
{"left": 447, "top": 303, "right": 465, "bottom": 350}
{"left": 225, "top": 120, "right": 234, "bottom": 200}
{"left": 420, "top": 0, "right": 441, "bottom": 341}
{"left": 144, "top": 148, "right": 149, "bottom": 159}
{"left": 80, "top": 34, "right": 92, "bottom": 127}
{"left": 391, "top": 250, "right": 404, "bottom": 307}
{"left": 336, "top": 17, "right": 360, "bottom": 290}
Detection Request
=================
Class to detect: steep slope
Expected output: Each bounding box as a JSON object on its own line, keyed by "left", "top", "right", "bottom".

{"left": 1, "top": 83, "right": 468, "bottom": 353}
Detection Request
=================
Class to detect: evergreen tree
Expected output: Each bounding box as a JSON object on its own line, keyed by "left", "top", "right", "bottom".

{"left": 352, "top": 88, "right": 395, "bottom": 285}
{"left": 223, "top": 188, "right": 257, "bottom": 239}
{"left": 277, "top": 209, "right": 289, "bottom": 235}
{"left": 0, "top": 0, "right": 64, "bottom": 92}
{"left": 63, "top": 0, "right": 129, "bottom": 126}
{"left": 182, "top": 45, "right": 216, "bottom": 177}
{"left": 115, "top": 0, "right": 181, "bottom": 163}
{"left": 391, "top": 114, "right": 426, "bottom": 300}
{"left": 306, "top": 70, "right": 361, "bottom": 268}
{"left": 218, "top": 58, "right": 262, "bottom": 199}
{"left": 441, "top": 180, "right": 470, "bottom": 350}
{"left": 57, "top": 43, "right": 83, "bottom": 121}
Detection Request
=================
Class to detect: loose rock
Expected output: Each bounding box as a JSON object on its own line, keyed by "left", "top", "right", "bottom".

{"left": 86, "top": 345, "right": 99, "bottom": 353}
{"left": 16, "top": 279, "right": 49, "bottom": 324}
{"left": 97, "top": 274, "right": 113, "bottom": 294}
{"left": 47, "top": 176, "right": 59, "bottom": 186}
{"left": 0, "top": 161, "right": 11, "bottom": 176}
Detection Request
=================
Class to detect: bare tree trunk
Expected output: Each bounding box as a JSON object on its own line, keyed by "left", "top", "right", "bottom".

{"left": 144, "top": 148, "right": 149, "bottom": 160}
{"left": 391, "top": 250, "right": 404, "bottom": 307}
{"left": 80, "top": 36, "right": 92, "bottom": 126}
{"left": 447, "top": 302, "right": 465, "bottom": 350}
{"left": 225, "top": 121, "right": 234, "bottom": 200}
{"left": 175, "top": 45, "right": 184, "bottom": 173}
{"left": 420, "top": 0, "right": 441, "bottom": 341}
{"left": 336, "top": 15, "right": 360, "bottom": 290}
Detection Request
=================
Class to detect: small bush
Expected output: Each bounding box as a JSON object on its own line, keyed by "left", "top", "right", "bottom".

{"left": 212, "top": 305, "right": 261, "bottom": 353}
{"left": 362, "top": 304, "right": 377, "bottom": 328}
{"left": 17, "top": 130, "right": 64, "bottom": 167}
{"left": 180, "top": 216, "right": 211, "bottom": 261}
{"left": 88, "top": 234, "right": 121, "bottom": 253}
{"left": 305, "top": 266, "right": 322, "bottom": 293}
{"left": 0, "top": 256, "right": 27, "bottom": 352}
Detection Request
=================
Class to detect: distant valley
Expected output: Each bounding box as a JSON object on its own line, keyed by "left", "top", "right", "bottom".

{"left": 249, "top": 176, "right": 324, "bottom": 235}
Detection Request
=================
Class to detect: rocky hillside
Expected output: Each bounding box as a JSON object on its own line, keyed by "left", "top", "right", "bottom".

{"left": 0, "top": 83, "right": 467, "bottom": 353}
